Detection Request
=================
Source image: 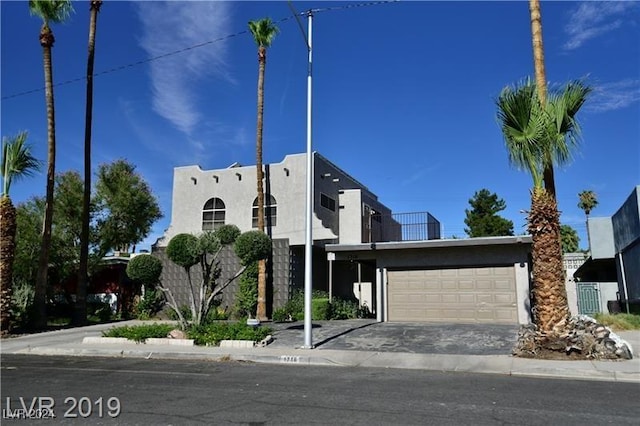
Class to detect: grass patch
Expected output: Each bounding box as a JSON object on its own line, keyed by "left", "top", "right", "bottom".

{"left": 594, "top": 313, "right": 640, "bottom": 331}
{"left": 102, "top": 323, "right": 175, "bottom": 343}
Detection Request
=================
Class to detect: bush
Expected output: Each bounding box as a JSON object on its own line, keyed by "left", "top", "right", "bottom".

{"left": 134, "top": 288, "right": 165, "bottom": 320}
{"left": 234, "top": 231, "right": 271, "bottom": 265}
{"left": 10, "top": 280, "right": 35, "bottom": 328}
{"left": 234, "top": 262, "right": 258, "bottom": 318}
{"left": 312, "top": 298, "right": 331, "bottom": 320}
{"left": 272, "top": 307, "right": 290, "bottom": 323}
{"left": 166, "top": 233, "right": 199, "bottom": 268}
{"left": 88, "top": 301, "right": 114, "bottom": 323}
{"left": 102, "top": 323, "right": 175, "bottom": 343}
{"left": 126, "top": 254, "right": 163, "bottom": 286}
{"left": 187, "top": 322, "right": 272, "bottom": 346}
{"left": 166, "top": 303, "right": 229, "bottom": 324}
{"left": 329, "top": 298, "right": 371, "bottom": 320}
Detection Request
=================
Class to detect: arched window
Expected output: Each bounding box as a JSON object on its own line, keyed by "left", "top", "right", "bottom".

{"left": 202, "top": 197, "right": 225, "bottom": 230}
{"left": 252, "top": 195, "right": 277, "bottom": 228}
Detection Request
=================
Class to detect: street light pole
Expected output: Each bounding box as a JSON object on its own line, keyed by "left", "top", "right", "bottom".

{"left": 302, "top": 10, "right": 314, "bottom": 349}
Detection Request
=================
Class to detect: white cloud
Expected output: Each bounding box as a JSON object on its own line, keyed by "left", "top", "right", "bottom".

{"left": 587, "top": 79, "right": 640, "bottom": 112}
{"left": 563, "top": 2, "right": 637, "bottom": 50}
{"left": 136, "top": 2, "right": 232, "bottom": 137}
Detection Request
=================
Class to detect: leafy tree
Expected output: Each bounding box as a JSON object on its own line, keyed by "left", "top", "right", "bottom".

{"left": 165, "top": 227, "right": 271, "bottom": 329}
{"left": 1, "top": 132, "right": 41, "bottom": 334}
{"left": 76, "top": 0, "right": 104, "bottom": 326}
{"left": 94, "top": 159, "right": 162, "bottom": 254}
{"left": 560, "top": 224, "right": 580, "bottom": 254}
{"left": 126, "top": 254, "right": 165, "bottom": 319}
{"left": 30, "top": 0, "right": 74, "bottom": 329}
{"left": 234, "top": 262, "right": 258, "bottom": 319}
{"left": 496, "top": 78, "right": 590, "bottom": 335}
{"left": 464, "top": 189, "right": 514, "bottom": 237}
{"left": 249, "top": 17, "right": 278, "bottom": 320}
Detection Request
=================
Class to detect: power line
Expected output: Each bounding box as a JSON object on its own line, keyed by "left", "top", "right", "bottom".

{"left": 2, "top": 0, "right": 399, "bottom": 101}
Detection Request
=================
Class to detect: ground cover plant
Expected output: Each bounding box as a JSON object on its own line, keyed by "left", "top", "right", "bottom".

{"left": 594, "top": 313, "right": 640, "bottom": 331}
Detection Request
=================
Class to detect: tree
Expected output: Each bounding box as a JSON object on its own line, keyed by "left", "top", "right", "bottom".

{"left": 496, "top": 78, "right": 591, "bottom": 336}
{"left": 577, "top": 190, "right": 598, "bottom": 217}
{"left": 30, "top": 0, "right": 74, "bottom": 329}
{"left": 1, "top": 132, "right": 41, "bottom": 334}
{"left": 76, "top": 0, "right": 103, "bottom": 326}
{"left": 560, "top": 225, "right": 580, "bottom": 254}
{"left": 94, "top": 159, "right": 163, "bottom": 254}
{"left": 164, "top": 227, "right": 271, "bottom": 329}
{"left": 464, "top": 189, "right": 514, "bottom": 237}
{"left": 249, "top": 17, "right": 278, "bottom": 321}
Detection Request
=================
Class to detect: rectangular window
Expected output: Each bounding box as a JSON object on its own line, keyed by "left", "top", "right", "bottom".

{"left": 320, "top": 193, "right": 336, "bottom": 212}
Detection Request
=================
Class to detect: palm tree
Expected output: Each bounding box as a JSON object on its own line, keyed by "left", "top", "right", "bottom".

{"left": 528, "top": 0, "right": 558, "bottom": 200}
{"left": 1, "top": 132, "right": 41, "bottom": 334}
{"left": 30, "top": 0, "right": 74, "bottom": 329}
{"left": 74, "top": 0, "right": 103, "bottom": 327}
{"left": 578, "top": 190, "right": 598, "bottom": 253}
{"left": 496, "top": 79, "right": 591, "bottom": 336}
{"left": 577, "top": 190, "right": 598, "bottom": 217}
{"left": 249, "top": 18, "right": 278, "bottom": 321}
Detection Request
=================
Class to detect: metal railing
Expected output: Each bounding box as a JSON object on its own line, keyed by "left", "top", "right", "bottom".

{"left": 365, "top": 211, "right": 441, "bottom": 243}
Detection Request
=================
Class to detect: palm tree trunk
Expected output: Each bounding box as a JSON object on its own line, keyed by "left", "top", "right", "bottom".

{"left": 529, "top": 0, "right": 556, "bottom": 200}
{"left": 0, "top": 196, "right": 17, "bottom": 335}
{"left": 34, "top": 28, "right": 57, "bottom": 329}
{"left": 528, "top": 188, "right": 570, "bottom": 335}
{"left": 74, "top": 0, "right": 102, "bottom": 326}
{"left": 255, "top": 46, "right": 267, "bottom": 320}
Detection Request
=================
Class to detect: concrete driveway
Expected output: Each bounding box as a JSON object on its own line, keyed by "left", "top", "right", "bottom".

{"left": 268, "top": 320, "right": 520, "bottom": 356}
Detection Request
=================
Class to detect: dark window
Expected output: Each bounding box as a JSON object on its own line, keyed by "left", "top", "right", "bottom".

{"left": 202, "top": 197, "right": 225, "bottom": 230}
{"left": 320, "top": 193, "right": 336, "bottom": 211}
{"left": 253, "top": 195, "right": 277, "bottom": 228}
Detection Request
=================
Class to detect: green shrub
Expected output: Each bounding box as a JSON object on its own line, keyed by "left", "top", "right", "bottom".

{"left": 272, "top": 307, "right": 289, "bottom": 322}
{"left": 134, "top": 288, "right": 165, "bottom": 320}
{"left": 102, "top": 323, "right": 175, "bottom": 343}
{"left": 166, "top": 304, "right": 229, "bottom": 324}
{"left": 10, "top": 279, "right": 35, "bottom": 328}
{"left": 234, "top": 262, "right": 258, "bottom": 318}
{"left": 88, "top": 301, "right": 114, "bottom": 322}
{"left": 187, "top": 322, "right": 272, "bottom": 346}
{"left": 329, "top": 298, "right": 371, "bottom": 320}
{"left": 167, "top": 305, "right": 193, "bottom": 321}
{"left": 166, "top": 233, "right": 199, "bottom": 268}
{"left": 126, "top": 254, "right": 163, "bottom": 286}
{"left": 312, "top": 298, "right": 331, "bottom": 320}
{"left": 234, "top": 231, "right": 271, "bottom": 265}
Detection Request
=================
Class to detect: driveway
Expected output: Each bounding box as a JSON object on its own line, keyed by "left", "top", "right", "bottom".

{"left": 268, "top": 320, "right": 520, "bottom": 356}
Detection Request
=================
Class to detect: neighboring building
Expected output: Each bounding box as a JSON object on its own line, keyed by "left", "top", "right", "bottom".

{"left": 563, "top": 252, "right": 588, "bottom": 316}
{"left": 575, "top": 185, "right": 640, "bottom": 314}
{"left": 154, "top": 152, "right": 439, "bottom": 315}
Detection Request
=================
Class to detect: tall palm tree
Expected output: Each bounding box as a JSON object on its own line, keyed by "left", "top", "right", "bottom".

{"left": 1, "top": 132, "right": 41, "bottom": 334}
{"left": 497, "top": 79, "right": 591, "bottom": 335}
{"left": 249, "top": 18, "right": 278, "bottom": 321}
{"left": 578, "top": 190, "right": 598, "bottom": 253}
{"left": 577, "top": 190, "right": 598, "bottom": 217}
{"left": 30, "top": 0, "right": 74, "bottom": 329}
{"left": 74, "top": 0, "right": 103, "bottom": 327}
{"left": 528, "top": 0, "right": 558, "bottom": 200}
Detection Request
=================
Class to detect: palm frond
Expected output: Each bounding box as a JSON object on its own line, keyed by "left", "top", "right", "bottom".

{"left": 29, "top": 0, "right": 73, "bottom": 24}
{"left": 248, "top": 18, "right": 279, "bottom": 47}
{"left": 1, "top": 131, "right": 42, "bottom": 197}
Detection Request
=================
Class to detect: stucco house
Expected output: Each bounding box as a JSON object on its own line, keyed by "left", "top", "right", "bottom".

{"left": 574, "top": 185, "right": 640, "bottom": 314}
{"left": 155, "top": 152, "right": 534, "bottom": 324}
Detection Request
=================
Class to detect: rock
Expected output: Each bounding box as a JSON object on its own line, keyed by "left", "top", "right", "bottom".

{"left": 167, "top": 329, "right": 187, "bottom": 339}
{"left": 256, "top": 335, "right": 273, "bottom": 348}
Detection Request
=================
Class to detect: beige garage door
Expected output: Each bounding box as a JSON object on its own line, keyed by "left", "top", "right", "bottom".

{"left": 387, "top": 266, "right": 517, "bottom": 324}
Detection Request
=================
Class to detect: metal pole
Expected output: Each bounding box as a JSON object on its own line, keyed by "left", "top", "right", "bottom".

{"left": 303, "top": 10, "right": 314, "bottom": 349}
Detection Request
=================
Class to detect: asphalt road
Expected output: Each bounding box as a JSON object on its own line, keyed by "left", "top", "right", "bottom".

{"left": 1, "top": 355, "right": 638, "bottom": 425}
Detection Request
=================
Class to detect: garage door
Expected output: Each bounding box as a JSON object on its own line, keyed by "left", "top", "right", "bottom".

{"left": 387, "top": 266, "right": 517, "bottom": 324}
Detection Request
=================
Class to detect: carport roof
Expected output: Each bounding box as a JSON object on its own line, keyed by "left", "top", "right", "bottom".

{"left": 326, "top": 235, "right": 532, "bottom": 252}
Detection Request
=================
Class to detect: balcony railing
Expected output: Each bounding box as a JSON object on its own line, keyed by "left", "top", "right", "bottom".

{"left": 364, "top": 211, "right": 441, "bottom": 243}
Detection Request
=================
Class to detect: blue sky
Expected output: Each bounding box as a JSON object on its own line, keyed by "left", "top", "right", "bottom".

{"left": 2, "top": 1, "right": 639, "bottom": 251}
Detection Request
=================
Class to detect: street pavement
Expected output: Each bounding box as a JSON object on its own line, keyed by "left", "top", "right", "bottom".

{"left": 1, "top": 319, "right": 638, "bottom": 383}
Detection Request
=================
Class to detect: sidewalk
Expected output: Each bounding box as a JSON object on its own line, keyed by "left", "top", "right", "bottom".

{"left": 1, "top": 320, "right": 638, "bottom": 383}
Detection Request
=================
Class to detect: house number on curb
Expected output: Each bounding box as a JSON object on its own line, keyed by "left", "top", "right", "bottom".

{"left": 279, "top": 355, "right": 301, "bottom": 364}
